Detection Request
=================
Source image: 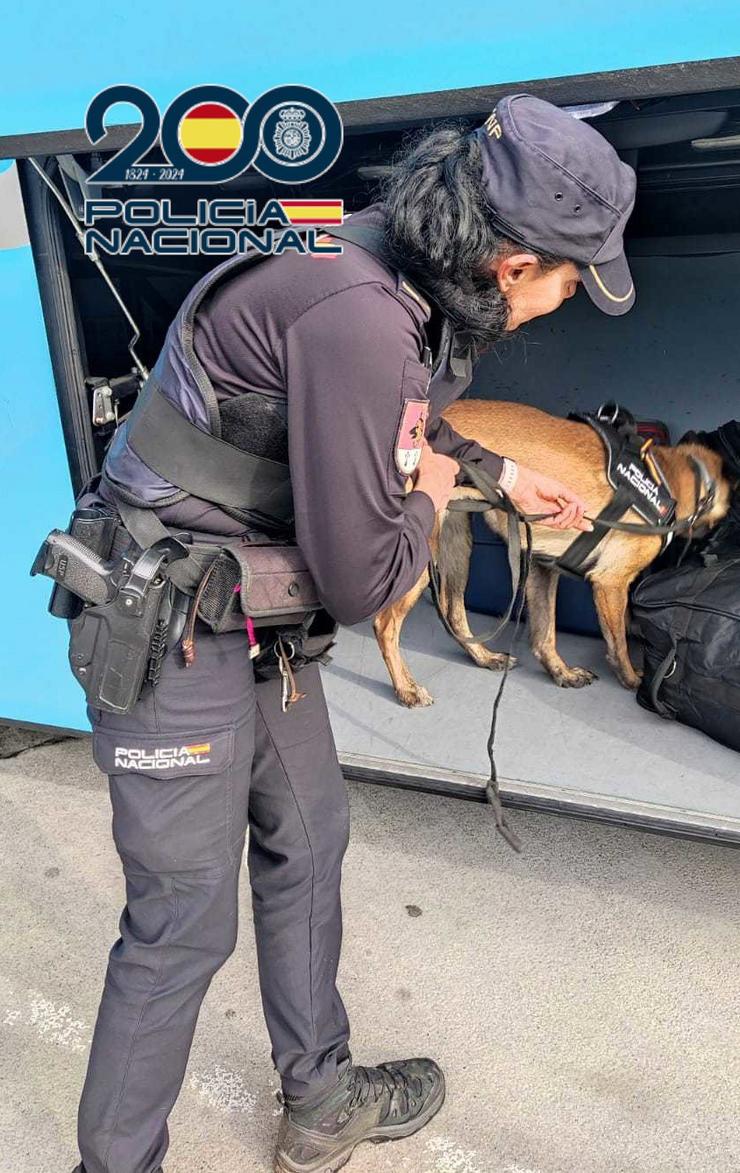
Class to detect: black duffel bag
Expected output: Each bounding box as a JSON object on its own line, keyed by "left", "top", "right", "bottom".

{"left": 632, "top": 558, "right": 740, "bottom": 752}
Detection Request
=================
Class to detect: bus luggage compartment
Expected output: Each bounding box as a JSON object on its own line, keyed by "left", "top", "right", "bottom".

{"left": 17, "top": 80, "right": 740, "bottom": 842}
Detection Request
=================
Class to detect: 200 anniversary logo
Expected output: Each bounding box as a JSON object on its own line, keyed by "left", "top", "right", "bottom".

{"left": 83, "top": 83, "right": 345, "bottom": 257}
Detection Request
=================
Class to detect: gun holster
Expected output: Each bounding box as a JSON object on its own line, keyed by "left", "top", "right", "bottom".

{"left": 34, "top": 505, "right": 189, "bottom": 715}
{"left": 68, "top": 567, "right": 186, "bottom": 714}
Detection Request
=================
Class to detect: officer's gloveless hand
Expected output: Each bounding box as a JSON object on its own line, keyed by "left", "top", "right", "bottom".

{"left": 413, "top": 441, "right": 459, "bottom": 512}
{"left": 507, "top": 463, "right": 592, "bottom": 532}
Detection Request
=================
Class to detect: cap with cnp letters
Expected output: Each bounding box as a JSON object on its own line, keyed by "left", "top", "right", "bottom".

{"left": 474, "top": 94, "right": 637, "bottom": 315}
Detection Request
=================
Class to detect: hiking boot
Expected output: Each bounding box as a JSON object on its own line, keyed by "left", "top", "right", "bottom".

{"left": 274, "top": 1057, "right": 445, "bottom": 1172}
{"left": 73, "top": 1167, "right": 163, "bottom": 1172}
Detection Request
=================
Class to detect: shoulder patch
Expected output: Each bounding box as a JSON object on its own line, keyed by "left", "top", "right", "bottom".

{"left": 395, "top": 399, "right": 429, "bottom": 475}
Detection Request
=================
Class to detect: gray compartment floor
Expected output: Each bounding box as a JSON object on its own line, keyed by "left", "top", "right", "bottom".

{"left": 1, "top": 740, "right": 739, "bottom": 1173}
{"left": 323, "top": 597, "right": 740, "bottom": 828}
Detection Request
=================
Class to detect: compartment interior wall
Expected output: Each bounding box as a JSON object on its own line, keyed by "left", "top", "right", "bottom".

{"left": 469, "top": 251, "right": 740, "bottom": 436}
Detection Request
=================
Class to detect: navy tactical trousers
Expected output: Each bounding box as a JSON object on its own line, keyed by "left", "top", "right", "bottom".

{"left": 77, "top": 625, "right": 351, "bottom": 1173}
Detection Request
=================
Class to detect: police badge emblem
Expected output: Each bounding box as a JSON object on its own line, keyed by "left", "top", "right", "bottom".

{"left": 273, "top": 106, "right": 312, "bottom": 160}
{"left": 395, "top": 400, "right": 429, "bottom": 475}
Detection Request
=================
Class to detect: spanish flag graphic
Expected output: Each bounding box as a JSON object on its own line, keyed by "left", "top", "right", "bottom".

{"left": 279, "top": 199, "right": 344, "bottom": 225}
{"left": 178, "top": 103, "right": 243, "bottom": 165}
{"left": 184, "top": 743, "right": 211, "bottom": 756}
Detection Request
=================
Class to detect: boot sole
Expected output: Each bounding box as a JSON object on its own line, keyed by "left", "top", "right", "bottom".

{"left": 274, "top": 1078, "right": 446, "bottom": 1173}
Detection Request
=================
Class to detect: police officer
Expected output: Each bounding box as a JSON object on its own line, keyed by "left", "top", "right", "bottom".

{"left": 72, "top": 95, "right": 636, "bottom": 1173}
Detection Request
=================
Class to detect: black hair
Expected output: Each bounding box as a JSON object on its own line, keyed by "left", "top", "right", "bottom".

{"left": 381, "top": 123, "right": 565, "bottom": 348}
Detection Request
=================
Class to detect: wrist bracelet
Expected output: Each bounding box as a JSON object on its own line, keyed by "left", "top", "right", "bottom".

{"left": 498, "top": 457, "right": 519, "bottom": 495}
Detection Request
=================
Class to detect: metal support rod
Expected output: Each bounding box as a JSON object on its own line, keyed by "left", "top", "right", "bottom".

{"left": 27, "top": 156, "right": 149, "bottom": 381}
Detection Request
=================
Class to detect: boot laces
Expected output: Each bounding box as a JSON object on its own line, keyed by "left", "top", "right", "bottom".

{"left": 346, "top": 1064, "right": 411, "bottom": 1115}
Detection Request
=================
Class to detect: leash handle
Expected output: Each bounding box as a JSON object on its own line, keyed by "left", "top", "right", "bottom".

{"left": 429, "top": 498, "right": 525, "bottom": 648}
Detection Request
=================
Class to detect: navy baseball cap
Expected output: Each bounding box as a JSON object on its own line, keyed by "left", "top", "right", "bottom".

{"left": 474, "top": 94, "right": 637, "bottom": 315}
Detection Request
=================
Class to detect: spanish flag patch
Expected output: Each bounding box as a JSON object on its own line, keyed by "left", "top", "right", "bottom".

{"left": 279, "top": 199, "right": 344, "bottom": 225}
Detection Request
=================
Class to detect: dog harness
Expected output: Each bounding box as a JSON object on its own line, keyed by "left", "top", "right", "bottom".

{"left": 551, "top": 402, "right": 677, "bottom": 577}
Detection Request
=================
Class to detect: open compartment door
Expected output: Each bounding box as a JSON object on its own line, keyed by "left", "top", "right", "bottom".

{"left": 0, "top": 161, "right": 78, "bottom": 731}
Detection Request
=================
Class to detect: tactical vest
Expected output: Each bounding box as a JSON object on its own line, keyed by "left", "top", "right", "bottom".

{"left": 101, "top": 221, "right": 474, "bottom": 536}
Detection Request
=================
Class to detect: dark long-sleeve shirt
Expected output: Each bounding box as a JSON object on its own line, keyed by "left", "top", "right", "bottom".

{"left": 179, "top": 204, "right": 504, "bottom": 626}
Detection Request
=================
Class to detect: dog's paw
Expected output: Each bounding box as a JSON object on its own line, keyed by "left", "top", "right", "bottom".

{"left": 489, "top": 652, "right": 517, "bottom": 672}
{"left": 474, "top": 651, "right": 518, "bottom": 672}
{"left": 396, "top": 683, "right": 435, "bottom": 708}
{"left": 552, "top": 665, "right": 598, "bottom": 689}
{"left": 607, "top": 656, "right": 643, "bottom": 690}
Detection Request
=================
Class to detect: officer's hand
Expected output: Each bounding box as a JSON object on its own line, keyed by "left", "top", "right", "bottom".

{"left": 507, "top": 463, "right": 593, "bottom": 532}
{"left": 413, "top": 441, "right": 459, "bottom": 513}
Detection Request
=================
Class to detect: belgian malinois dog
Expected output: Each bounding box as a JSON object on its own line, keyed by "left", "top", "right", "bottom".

{"left": 374, "top": 401, "right": 730, "bottom": 708}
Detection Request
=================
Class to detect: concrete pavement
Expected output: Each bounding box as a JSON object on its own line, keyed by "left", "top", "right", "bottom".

{"left": 0, "top": 736, "right": 738, "bottom": 1173}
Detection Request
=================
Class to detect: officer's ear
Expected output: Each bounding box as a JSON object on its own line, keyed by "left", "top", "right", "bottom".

{"left": 491, "top": 252, "right": 541, "bottom": 294}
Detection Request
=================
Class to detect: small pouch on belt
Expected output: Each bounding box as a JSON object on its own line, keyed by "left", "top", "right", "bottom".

{"left": 195, "top": 541, "right": 321, "bottom": 634}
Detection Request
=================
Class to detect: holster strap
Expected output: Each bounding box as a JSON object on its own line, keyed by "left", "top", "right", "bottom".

{"left": 114, "top": 498, "right": 216, "bottom": 594}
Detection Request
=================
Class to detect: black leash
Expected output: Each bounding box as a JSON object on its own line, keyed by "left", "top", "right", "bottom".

{"left": 427, "top": 517, "right": 530, "bottom": 854}
{"left": 450, "top": 454, "right": 715, "bottom": 542}
{"left": 427, "top": 461, "right": 545, "bottom": 853}
{"left": 441, "top": 461, "right": 553, "bottom": 646}
{"left": 428, "top": 454, "right": 716, "bottom": 854}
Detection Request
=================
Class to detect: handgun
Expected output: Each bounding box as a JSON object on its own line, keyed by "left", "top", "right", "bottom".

{"left": 47, "top": 507, "right": 120, "bottom": 618}
{"left": 31, "top": 530, "right": 120, "bottom": 606}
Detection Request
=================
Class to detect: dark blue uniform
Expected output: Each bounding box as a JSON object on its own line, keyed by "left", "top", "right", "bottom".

{"left": 151, "top": 203, "right": 504, "bottom": 622}
{"left": 78, "top": 204, "right": 504, "bottom": 1173}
